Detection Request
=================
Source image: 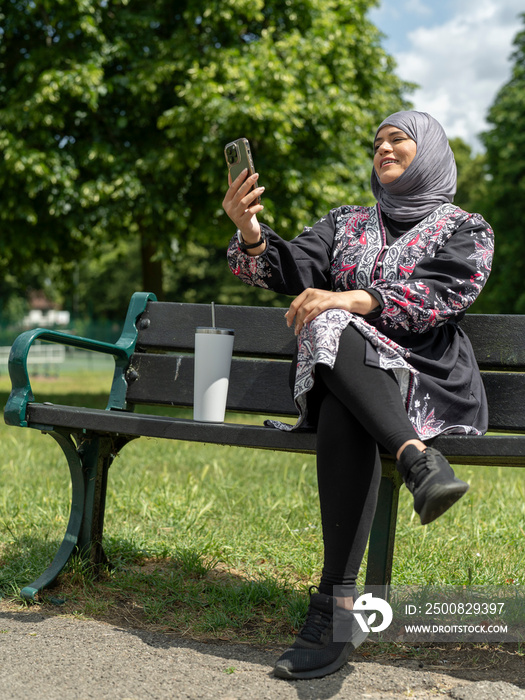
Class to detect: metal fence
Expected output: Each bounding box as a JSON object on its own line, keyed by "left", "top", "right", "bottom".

{"left": 0, "top": 321, "right": 121, "bottom": 376}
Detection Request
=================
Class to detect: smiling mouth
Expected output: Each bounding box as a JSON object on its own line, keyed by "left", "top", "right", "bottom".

{"left": 381, "top": 159, "right": 398, "bottom": 168}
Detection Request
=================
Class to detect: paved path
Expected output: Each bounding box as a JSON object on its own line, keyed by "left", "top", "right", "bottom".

{"left": 0, "top": 610, "right": 524, "bottom": 699}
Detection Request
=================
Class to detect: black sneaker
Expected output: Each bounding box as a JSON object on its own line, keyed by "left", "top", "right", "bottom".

{"left": 273, "top": 591, "right": 369, "bottom": 680}
{"left": 397, "top": 445, "right": 469, "bottom": 525}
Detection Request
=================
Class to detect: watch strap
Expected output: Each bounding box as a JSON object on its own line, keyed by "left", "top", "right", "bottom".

{"left": 237, "top": 230, "right": 265, "bottom": 251}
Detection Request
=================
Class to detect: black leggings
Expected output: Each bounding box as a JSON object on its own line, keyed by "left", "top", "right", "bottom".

{"left": 313, "top": 325, "right": 419, "bottom": 597}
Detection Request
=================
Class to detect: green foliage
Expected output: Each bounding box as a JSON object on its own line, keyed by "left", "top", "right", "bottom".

{"left": 0, "top": 0, "right": 410, "bottom": 311}
{"left": 69, "top": 235, "right": 291, "bottom": 321}
{"left": 481, "top": 13, "right": 525, "bottom": 313}
{"left": 449, "top": 138, "right": 489, "bottom": 218}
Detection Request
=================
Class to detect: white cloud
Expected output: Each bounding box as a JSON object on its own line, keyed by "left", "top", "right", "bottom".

{"left": 403, "top": 0, "right": 433, "bottom": 17}
{"left": 393, "top": 0, "right": 523, "bottom": 150}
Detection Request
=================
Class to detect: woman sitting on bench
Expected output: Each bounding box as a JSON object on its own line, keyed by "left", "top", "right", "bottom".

{"left": 222, "top": 110, "right": 494, "bottom": 680}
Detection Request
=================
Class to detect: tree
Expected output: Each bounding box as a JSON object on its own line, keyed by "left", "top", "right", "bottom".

{"left": 481, "top": 12, "right": 525, "bottom": 313}
{"left": 449, "top": 138, "right": 489, "bottom": 218}
{"left": 0, "top": 0, "right": 410, "bottom": 312}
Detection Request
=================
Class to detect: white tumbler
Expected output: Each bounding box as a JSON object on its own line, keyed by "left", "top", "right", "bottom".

{"left": 193, "top": 327, "right": 235, "bottom": 422}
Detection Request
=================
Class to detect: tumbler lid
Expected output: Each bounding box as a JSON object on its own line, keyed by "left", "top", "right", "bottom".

{"left": 195, "top": 327, "right": 234, "bottom": 335}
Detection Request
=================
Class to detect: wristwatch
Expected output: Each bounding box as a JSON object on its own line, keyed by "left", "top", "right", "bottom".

{"left": 237, "top": 229, "right": 266, "bottom": 252}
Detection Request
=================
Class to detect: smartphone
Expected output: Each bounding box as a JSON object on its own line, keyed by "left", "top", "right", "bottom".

{"left": 224, "top": 137, "right": 261, "bottom": 204}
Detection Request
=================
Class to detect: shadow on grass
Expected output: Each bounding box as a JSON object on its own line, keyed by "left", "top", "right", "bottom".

{"left": 0, "top": 533, "right": 309, "bottom": 645}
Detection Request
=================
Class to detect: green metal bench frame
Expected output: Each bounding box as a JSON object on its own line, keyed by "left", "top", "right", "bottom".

{"left": 4, "top": 292, "right": 525, "bottom": 601}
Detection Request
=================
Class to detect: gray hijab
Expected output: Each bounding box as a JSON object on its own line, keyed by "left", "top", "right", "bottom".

{"left": 371, "top": 110, "right": 457, "bottom": 222}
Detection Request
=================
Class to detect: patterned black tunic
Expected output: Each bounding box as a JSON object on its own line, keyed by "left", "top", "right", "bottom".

{"left": 227, "top": 203, "right": 494, "bottom": 440}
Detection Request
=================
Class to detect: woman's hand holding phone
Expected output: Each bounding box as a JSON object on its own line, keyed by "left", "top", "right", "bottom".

{"left": 222, "top": 169, "right": 266, "bottom": 254}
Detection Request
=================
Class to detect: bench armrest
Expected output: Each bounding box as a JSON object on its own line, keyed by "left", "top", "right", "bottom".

{"left": 5, "top": 291, "right": 156, "bottom": 427}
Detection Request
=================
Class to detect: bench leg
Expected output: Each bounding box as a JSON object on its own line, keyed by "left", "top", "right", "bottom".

{"left": 20, "top": 430, "right": 134, "bottom": 601}
{"left": 75, "top": 433, "right": 134, "bottom": 567}
{"left": 21, "top": 430, "right": 85, "bottom": 600}
{"left": 365, "top": 458, "right": 402, "bottom": 600}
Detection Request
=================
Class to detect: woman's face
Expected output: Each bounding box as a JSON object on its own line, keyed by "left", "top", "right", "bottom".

{"left": 373, "top": 126, "right": 417, "bottom": 184}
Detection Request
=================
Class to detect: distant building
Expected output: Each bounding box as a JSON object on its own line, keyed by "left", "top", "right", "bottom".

{"left": 24, "top": 308, "right": 71, "bottom": 327}
{"left": 23, "top": 290, "right": 70, "bottom": 327}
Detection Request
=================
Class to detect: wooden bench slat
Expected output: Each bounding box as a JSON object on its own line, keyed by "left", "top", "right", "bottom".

{"left": 126, "top": 353, "right": 525, "bottom": 431}
{"left": 481, "top": 373, "right": 525, "bottom": 431}
{"left": 126, "top": 354, "right": 298, "bottom": 416}
{"left": 461, "top": 314, "right": 525, "bottom": 370}
{"left": 137, "top": 302, "right": 297, "bottom": 358}
{"left": 136, "top": 303, "right": 525, "bottom": 369}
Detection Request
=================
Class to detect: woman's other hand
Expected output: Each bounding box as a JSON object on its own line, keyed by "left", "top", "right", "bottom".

{"left": 285, "top": 289, "right": 380, "bottom": 335}
{"left": 222, "top": 169, "right": 265, "bottom": 252}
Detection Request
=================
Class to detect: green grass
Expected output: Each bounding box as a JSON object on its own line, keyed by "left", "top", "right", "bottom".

{"left": 0, "top": 368, "right": 524, "bottom": 646}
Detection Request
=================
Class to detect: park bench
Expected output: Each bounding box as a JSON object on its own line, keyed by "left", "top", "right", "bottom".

{"left": 4, "top": 292, "right": 525, "bottom": 601}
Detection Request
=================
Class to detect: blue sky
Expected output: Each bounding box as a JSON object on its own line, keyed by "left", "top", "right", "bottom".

{"left": 368, "top": 0, "right": 523, "bottom": 150}
{"left": 370, "top": 0, "right": 457, "bottom": 53}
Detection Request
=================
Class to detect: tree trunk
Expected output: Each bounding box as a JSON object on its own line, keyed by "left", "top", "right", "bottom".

{"left": 140, "top": 237, "right": 164, "bottom": 300}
